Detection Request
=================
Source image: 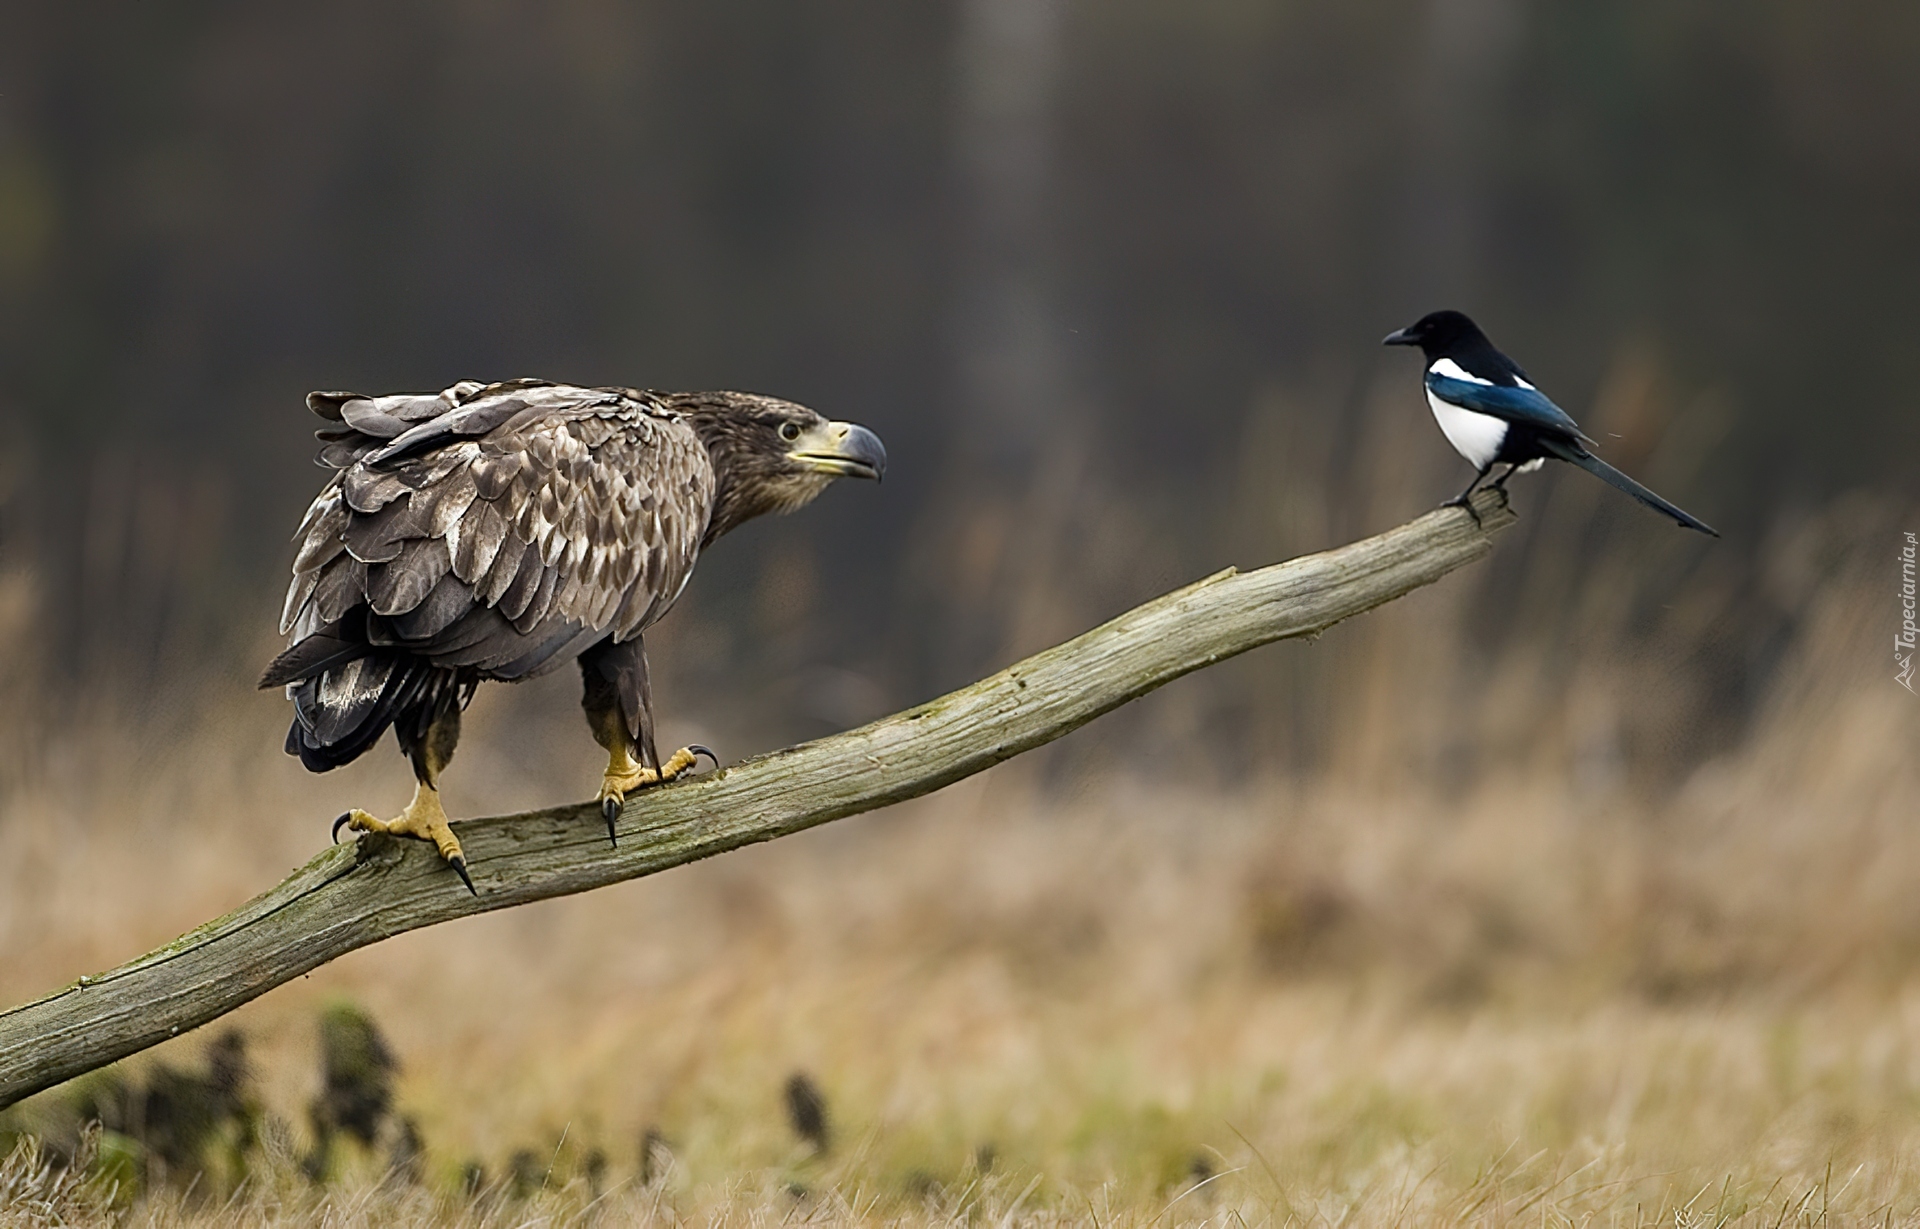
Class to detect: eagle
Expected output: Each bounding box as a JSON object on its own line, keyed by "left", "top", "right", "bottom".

{"left": 262, "top": 378, "right": 886, "bottom": 892}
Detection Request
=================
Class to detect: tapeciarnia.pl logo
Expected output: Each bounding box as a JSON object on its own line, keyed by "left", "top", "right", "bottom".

{"left": 1900, "top": 531, "right": 1917, "bottom": 693}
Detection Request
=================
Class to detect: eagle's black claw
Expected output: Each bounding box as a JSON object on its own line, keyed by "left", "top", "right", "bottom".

{"left": 331, "top": 813, "right": 354, "bottom": 844}
{"left": 450, "top": 855, "right": 476, "bottom": 896}
{"left": 601, "top": 795, "right": 622, "bottom": 845}
{"left": 688, "top": 745, "right": 720, "bottom": 771}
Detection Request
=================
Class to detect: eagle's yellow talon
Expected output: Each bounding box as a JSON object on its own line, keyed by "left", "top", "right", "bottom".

{"left": 333, "top": 786, "right": 470, "bottom": 890}
{"left": 601, "top": 744, "right": 706, "bottom": 795}
{"left": 597, "top": 745, "right": 716, "bottom": 843}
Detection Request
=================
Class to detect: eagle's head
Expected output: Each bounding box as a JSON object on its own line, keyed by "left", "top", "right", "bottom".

{"left": 668, "top": 391, "right": 887, "bottom": 544}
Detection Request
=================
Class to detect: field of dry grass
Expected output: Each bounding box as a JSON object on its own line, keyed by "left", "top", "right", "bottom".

{"left": 3, "top": 491, "right": 1917, "bottom": 1226}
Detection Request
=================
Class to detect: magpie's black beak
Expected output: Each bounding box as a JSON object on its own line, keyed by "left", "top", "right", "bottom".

{"left": 1382, "top": 327, "right": 1418, "bottom": 347}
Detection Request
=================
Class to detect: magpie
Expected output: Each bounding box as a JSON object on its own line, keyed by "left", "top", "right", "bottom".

{"left": 1383, "top": 310, "right": 1717, "bottom": 536}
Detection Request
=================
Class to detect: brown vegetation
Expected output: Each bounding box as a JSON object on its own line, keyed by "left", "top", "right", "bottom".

{"left": 1, "top": 479, "right": 1913, "bottom": 1225}
{"left": 1, "top": 5, "right": 1915, "bottom": 1221}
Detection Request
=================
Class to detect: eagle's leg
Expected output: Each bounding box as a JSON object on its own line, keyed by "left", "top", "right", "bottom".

{"left": 582, "top": 639, "right": 717, "bottom": 845}
{"left": 333, "top": 697, "right": 473, "bottom": 894}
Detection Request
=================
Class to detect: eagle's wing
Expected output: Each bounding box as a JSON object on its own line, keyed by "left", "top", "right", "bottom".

{"left": 1424, "top": 373, "right": 1594, "bottom": 444}
{"left": 270, "top": 380, "right": 715, "bottom": 685}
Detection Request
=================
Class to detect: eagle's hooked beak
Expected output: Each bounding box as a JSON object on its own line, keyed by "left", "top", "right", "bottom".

{"left": 789, "top": 421, "right": 888, "bottom": 482}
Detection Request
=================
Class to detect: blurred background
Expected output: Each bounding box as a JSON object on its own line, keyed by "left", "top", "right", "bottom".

{"left": 2, "top": 2, "right": 1918, "bottom": 1223}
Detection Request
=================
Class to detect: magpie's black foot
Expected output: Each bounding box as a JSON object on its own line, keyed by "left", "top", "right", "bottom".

{"left": 1441, "top": 494, "right": 1484, "bottom": 526}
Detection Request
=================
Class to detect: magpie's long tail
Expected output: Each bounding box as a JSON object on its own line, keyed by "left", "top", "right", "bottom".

{"left": 1537, "top": 436, "right": 1719, "bottom": 537}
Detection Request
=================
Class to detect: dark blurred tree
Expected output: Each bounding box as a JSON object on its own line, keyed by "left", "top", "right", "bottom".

{"left": 67, "top": 1028, "right": 257, "bottom": 1195}
{"left": 303, "top": 1000, "right": 397, "bottom": 1181}
{"left": 0, "top": 0, "right": 1912, "bottom": 764}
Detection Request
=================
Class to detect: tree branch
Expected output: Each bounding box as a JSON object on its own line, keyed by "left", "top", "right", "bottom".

{"left": 0, "top": 492, "right": 1515, "bottom": 1109}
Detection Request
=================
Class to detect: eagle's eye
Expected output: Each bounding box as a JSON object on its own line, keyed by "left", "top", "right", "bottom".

{"left": 778, "top": 421, "right": 801, "bottom": 442}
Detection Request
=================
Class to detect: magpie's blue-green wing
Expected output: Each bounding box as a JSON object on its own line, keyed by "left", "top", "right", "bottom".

{"left": 1425, "top": 373, "right": 1594, "bottom": 443}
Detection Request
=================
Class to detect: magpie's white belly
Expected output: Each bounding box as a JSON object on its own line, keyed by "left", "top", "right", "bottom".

{"left": 1426, "top": 389, "right": 1508, "bottom": 470}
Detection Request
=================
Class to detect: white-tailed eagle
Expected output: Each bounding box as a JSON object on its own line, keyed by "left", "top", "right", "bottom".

{"left": 262, "top": 379, "right": 886, "bottom": 891}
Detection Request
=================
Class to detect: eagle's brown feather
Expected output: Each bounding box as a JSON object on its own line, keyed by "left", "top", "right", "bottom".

{"left": 265, "top": 378, "right": 882, "bottom": 778}
{"left": 273, "top": 381, "right": 713, "bottom": 689}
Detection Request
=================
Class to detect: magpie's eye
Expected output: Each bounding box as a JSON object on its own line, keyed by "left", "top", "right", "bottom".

{"left": 778, "top": 421, "right": 801, "bottom": 442}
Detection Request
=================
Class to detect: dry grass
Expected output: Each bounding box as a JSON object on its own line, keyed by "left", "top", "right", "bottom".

{"left": 3, "top": 491, "right": 1918, "bottom": 1226}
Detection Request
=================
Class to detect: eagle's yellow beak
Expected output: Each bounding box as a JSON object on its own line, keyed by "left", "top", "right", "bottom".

{"left": 788, "top": 420, "right": 887, "bottom": 482}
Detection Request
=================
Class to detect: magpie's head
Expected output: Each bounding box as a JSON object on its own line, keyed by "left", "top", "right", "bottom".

{"left": 1382, "top": 310, "right": 1484, "bottom": 357}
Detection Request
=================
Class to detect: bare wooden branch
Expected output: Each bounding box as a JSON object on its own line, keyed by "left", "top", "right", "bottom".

{"left": 0, "top": 492, "right": 1515, "bottom": 1109}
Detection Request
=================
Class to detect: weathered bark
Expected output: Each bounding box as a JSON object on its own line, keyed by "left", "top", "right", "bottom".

{"left": 0, "top": 491, "right": 1515, "bottom": 1109}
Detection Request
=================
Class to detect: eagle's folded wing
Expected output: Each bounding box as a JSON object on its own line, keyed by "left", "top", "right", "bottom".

{"left": 272, "top": 381, "right": 715, "bottom": 686}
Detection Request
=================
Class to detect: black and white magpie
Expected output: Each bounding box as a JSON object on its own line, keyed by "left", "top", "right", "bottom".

{"left": 1383, "top": 310, "right": 1718, "bottom": 536}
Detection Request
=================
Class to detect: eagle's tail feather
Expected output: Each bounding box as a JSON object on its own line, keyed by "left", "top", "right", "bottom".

{"left": 1537, "top": 437, "right": 1719, "bottom": 537}
{"left": 285, "top": 654, "right": 438, "bottom": 772}
{"left": 260, "top": 625, "right": 365, "bottom": 689}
